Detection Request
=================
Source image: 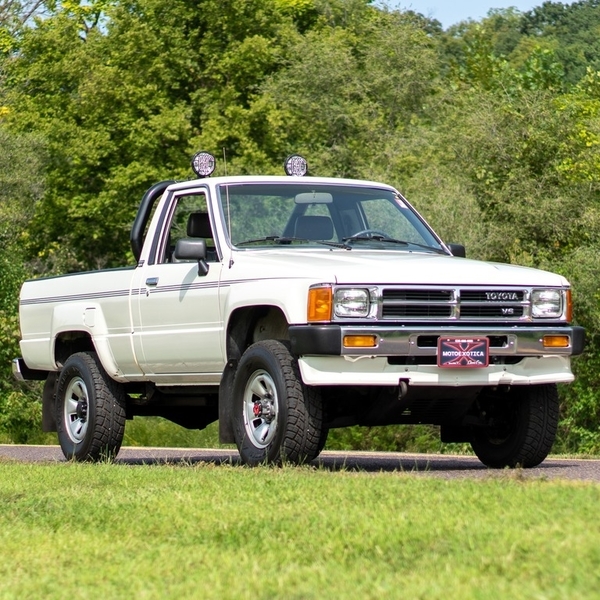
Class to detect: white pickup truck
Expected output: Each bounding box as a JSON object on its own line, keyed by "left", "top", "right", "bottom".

{"left": 14, "top": 153, "right": 585, "bottom": 468}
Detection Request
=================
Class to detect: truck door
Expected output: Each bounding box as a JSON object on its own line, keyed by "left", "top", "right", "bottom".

{"left": 131, "top": 189, "right": 225, "bottom": 377}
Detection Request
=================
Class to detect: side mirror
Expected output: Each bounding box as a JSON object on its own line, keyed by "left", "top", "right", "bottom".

{"left": 447, "top": 243, "right": 466, "bottom": 258}
{"left": 174, "top": 238, "right": 209, "bottom": 276}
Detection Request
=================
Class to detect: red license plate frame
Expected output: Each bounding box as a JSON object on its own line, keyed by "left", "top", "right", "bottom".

{"left": 438, "top": 337, "right": 489, "bottom": 368}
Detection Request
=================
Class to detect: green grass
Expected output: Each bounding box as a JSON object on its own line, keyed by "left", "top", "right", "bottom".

{"left": 0, "top": 461, "right": 599, "bottom": 599}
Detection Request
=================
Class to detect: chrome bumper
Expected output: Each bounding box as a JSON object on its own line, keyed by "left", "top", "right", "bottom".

{"left": 290, "top": 325, "right": 585, "bottom": 357}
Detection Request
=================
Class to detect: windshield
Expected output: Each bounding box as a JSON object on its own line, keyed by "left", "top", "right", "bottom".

{"left": 217, "top": 183, "right": 444, "bottom": 252}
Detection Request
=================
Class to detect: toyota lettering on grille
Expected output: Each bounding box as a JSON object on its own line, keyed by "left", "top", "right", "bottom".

{"left": 485, "top": 291, "right": 519, "bottom": 301}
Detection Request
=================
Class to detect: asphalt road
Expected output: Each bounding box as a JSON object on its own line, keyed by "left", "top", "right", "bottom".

{"left": 2, "top": 444, "right": 600, "bottom": 482}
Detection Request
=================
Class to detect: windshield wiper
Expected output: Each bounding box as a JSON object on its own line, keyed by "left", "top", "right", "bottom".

{"left": 237, "top": 236, "right": 350, "bottom": 248}
{"left": 342, "top": 233, "right": 447, "bottom": 254}
{"left": 236, "top": 235, "right": 295, "bottom": 246}
{"left": 405, "top": 241, "right": 448, "bottom": 254}
{"left": 316, "top": 240, "right": 352, "bottom": 249}
{"left": 342, "top": 233, "right": 409, "bottom": 245}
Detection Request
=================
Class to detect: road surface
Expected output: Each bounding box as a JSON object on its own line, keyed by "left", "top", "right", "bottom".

{"left": 2, "top": 444, "right": 600, "bottom": 482}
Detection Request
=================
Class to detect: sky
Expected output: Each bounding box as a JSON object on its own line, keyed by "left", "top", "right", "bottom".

{"left": 395, "top": 1, "right": 554, "bottom": 29}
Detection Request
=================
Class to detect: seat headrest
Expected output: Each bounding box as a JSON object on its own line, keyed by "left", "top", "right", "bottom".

{"left": 294, "top": 215, "right": 334, "bottom": 240}
{"left": 187, "top": 212, "right": 212, "bottom": 239}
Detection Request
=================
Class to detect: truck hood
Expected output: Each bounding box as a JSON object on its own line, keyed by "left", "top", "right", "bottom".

{"left": 231, "top": 248, "right": 570, "bottom": 287}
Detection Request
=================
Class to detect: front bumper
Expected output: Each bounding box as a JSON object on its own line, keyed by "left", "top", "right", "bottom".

{"left": 289, "top": 324, "right": 586, "bottom": 358}
{"left": 290, "top": 324, "right": 584, "bottom": 387}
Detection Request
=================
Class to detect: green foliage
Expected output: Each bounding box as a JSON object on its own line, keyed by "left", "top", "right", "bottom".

{"left": 326, "top": 424, "right": 473, "bottom": 454}
{"left": 261, "top": 9, "right": 439, "bottom": 177}
{"left": 0, "top": 127, "right": 47, "bottom": 443}
{"left": 521, "top": 0, "right": 600, "bottom": 84}
{"left": 124, "top": 418, "right": 228, "bottom": 448}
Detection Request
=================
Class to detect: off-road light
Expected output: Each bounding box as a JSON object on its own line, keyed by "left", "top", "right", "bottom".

{"left": 191, "top": 151, "right": 216, "bottom": 178}
{"left": 284, "top": 154, "right": 308, "bottom": 177}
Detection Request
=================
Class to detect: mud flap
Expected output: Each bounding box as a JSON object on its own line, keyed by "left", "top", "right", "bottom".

{"left": 218, "top": 360, "right": 237, "bottom": 443}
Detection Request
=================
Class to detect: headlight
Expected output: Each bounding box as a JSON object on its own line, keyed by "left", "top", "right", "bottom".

{"left": 531, "top": 289, "right": 563, "bottom": 319}
{"left": 334, "top": 289, "right": 370, "bottom": 318}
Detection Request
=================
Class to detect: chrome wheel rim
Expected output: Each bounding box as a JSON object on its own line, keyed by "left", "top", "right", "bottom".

{"left": 243, "top": 369, "right": 279, "bottom": 448}
{"left": 64, "top": 376, "right": 89, "bottom": 443}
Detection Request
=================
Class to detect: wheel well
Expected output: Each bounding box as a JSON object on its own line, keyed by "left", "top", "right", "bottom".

{"left": 226, "top": 306, "right": 289, "bottom": 361}
{"left": 54, "top": 332, "right": 95, "bottom": 368}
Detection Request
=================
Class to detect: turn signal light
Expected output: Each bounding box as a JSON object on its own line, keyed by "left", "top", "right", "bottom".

{"left": 308, "top": 286, "right": 332, "bottom": 322}
{"left": 543, "top": 335, "right": 570, "bottom": 348}
{"left": 344, "top": 335, "right": 377, "bottom": 348}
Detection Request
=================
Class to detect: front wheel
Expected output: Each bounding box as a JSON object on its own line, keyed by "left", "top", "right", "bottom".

{"left": 470, "top": 384, "right": 559, "bottom": 468}
{"left": 56, "top": 352, "right": 126, "bottom": 461}
{"left": 232, "top": 340, "right": 324, "bottom": 466}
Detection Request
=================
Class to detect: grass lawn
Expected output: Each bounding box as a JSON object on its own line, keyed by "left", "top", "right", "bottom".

{"left": 1, "top": 460, "right": 599, "bottom": 599}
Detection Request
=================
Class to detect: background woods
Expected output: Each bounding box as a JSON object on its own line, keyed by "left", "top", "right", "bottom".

{"left": 1, "top": 0, "right": 599, "bottom": 451}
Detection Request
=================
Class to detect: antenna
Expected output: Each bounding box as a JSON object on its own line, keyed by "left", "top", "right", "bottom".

{"left": 222, "top": 147, "right": 228, "bottom": 176}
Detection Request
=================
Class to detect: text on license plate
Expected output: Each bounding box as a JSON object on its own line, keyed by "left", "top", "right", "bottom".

{"left": 437, "top": 337, "right": 489, "bottom": 368}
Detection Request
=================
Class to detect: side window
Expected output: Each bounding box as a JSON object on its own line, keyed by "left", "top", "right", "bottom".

{"left": 159, "top": 193, "right": 208, "bottom": 263}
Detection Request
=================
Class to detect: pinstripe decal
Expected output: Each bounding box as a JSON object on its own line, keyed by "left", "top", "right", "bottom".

{"left": 20, "top": 289, "right": 131, "bottom": 306}
{"left": 20, "top": 276, "right": 308, "bottom": 306}
{"left": 21, "top": 282, "right": 232, "bottom": 305}
{"left": 146, "top": 281, "right": 225, "bottom": 295}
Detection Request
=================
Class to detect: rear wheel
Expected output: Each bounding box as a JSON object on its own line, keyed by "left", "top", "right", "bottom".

{"left": 470, "top": 384, "right": 559, "bottom": 468}
{"left": 232, "top": 340, "right": 324, "bottom": 466}
{"left": 56, "top": 352, "right": 126, "bottom": 461}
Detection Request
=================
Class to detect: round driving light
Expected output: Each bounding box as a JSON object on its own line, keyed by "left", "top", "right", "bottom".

{"left": 191, "top": 151, "right": 216, "bottom": 178}
{"left": 284, "top": 154, "right": 308, "bottom": 177}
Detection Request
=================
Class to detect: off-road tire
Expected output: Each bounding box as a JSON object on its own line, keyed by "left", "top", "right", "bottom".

{"left": 470, "top": 384, "right": 559, "bottom": 468}
{"left": 232, "top": 340, "right": 324, "bottom": 466}
{"left": 56, "top": 351, "right": 126, "bottom": 462}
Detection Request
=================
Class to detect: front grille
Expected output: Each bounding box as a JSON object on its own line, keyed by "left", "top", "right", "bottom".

{"left": 383, "top": 290, "right": 453, "bottom": 303}
{"left": 382, "top": 305, "right": 452, "bottom": 318}
{"left": 461, "top": 306, "right": 524, "bottom": 318}
{"left": 379, "top": 287, "right": 528, "bottom": 322}
{"left": 382, "top": 288, "right": 454, "bottom": 319}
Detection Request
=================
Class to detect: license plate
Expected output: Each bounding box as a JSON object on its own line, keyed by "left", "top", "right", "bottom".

{"left": 438, "top": 337, "right": 489, "bottom": 368}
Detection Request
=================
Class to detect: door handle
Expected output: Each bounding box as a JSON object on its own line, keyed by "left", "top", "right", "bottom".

{"left": 145, "top": 277, "right": 159, "bottom": 286}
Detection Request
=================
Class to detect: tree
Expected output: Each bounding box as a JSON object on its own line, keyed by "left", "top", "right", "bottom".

{"left": 0, "top": 125, "right": 48, "bottom": 443}
{"left": 3, "top": 0, "right": 301, "bottom": 270}
{"left": 261, "top": 8, "right": 439, "bottom": 178}
{"left": 521, "top": 1, "right": 600, "bottom": 84}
